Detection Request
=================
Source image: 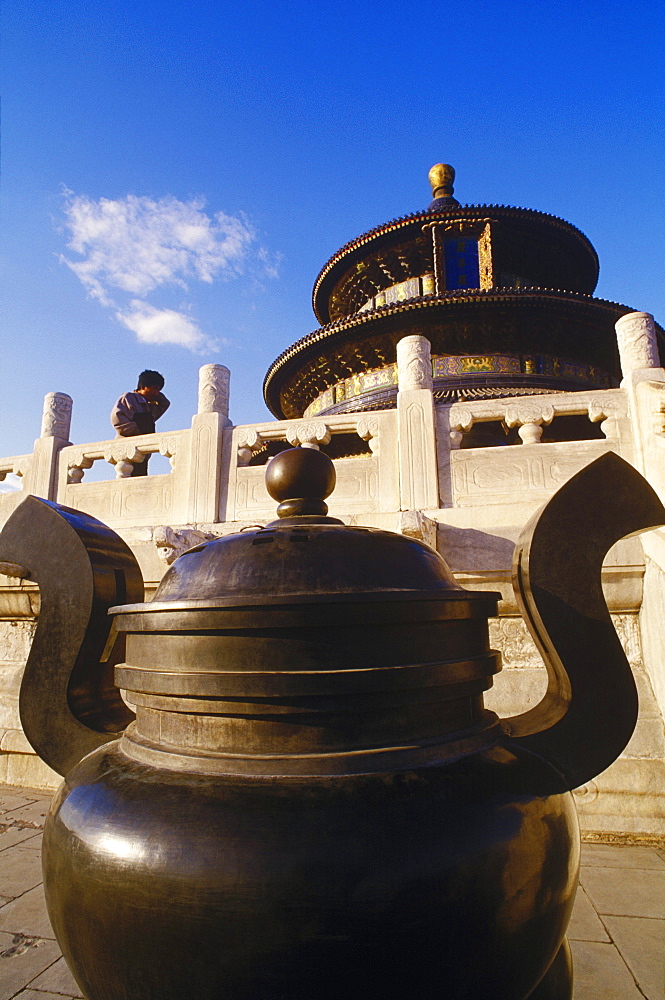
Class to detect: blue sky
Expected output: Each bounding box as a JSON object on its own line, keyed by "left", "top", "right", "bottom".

{"left": 2, "top": 0, "right": 664, "bottom": 464}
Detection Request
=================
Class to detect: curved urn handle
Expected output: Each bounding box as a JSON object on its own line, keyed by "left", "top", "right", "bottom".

{"left": 503, "top": 452, "right": 665, "bottom": 790}
{"left": 0, "top": 497, "right": 144, "bottom": 776}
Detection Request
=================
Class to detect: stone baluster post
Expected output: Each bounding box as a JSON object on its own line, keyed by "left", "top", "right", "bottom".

{"left": 187, "top": 365, "right": 231, "bottom": 523}
{"left": 24, "top": 392, "right": 73, "bottom": 500}
{"left": 396, "top": 335, "right": 439, "bottom": 511}
{"left": 614, "top": 312, "right": 665, "bottom": 480}
{"left": 198, "top": 364, "right": 230, "bottom": 419}
{"left": 504, "top": 402, "right": 554, "bottom": 444}
{"left": 285, "top": 421, "right": 331, "bottom": 450}
{"left": 614, "top": 306, "right": 665, "bottom": 700}
{"left": 616, "top": 312, "right": 661, "bottom": 382}
{"left": 615, "top": 317, "right": 665, "bottom": 724}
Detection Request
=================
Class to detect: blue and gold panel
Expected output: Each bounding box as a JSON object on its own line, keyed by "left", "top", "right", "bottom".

{"left": 433, "top": 355, "right": 521, "bottom": 376}
{"left": 303, "top": 353, "right": 615, "bottom": 417}
{"left": 444, "top": 239, "right": 480, "bottom": 289}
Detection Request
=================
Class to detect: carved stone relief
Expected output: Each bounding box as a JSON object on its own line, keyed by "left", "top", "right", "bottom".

{"left": 154, "top": 525, "right": 219, "bottom": 565}
{"left": 488, "top": 617, "right": 543, "bottom": 669}
{"left": 615, "top": 312, "right": 660, "bottom": 375}
{"left": 451, "top": 446, "right": 610, "bottom": 506}
{"left": 0, "top": 620, "right": 37, "bottom": 662}
{"left": 396, "top": 335, "right": 433, "bottom": 391}
{"left": 285, "top": 421, "right": 331, "bottom": 449}
{"left": 356, "top": 415, "right": 379, "bottom": 453}
{"left": 40, "top": 392, "right": 73, "bottom": 440}
{"left": 198, "top": 364, "right": 230, "bottom": 416}
{"left": 611, "top": 613, "right": 642, "bottom": 668}
{"left": 398, "top": 511, "right": 437, "bottom": 549}
{"left": 489, "top": 613, "right": 642, "bottom": 671}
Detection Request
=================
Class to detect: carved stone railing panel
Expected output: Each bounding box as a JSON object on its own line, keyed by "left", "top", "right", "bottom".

{"left": 0, "top": 457, "right": 31, "bottom": 527}
{"left": 450, "top": 439, "right": 614, "bottom": 508}
{"left": 446, "top": 389, "right": 628, "bottom": 450}
{"left": 504, "top": 402, "right": 554, "bottom": 444}
{"left": 0, "top": 620, "right": 38, "bottom": 730}
{"left": 236, "top": 428, "right": 266, "bottom": 466}
{"left": 62, "top": 431, "right": 185, "bottom": 483}
{"left": 641, "top": 382, "right": 665, "bottom": 438}
{"left": 228, "top": 411, "right": 398, "bottom": 520}
{"left": 56, "top": 430, "right": 192, "bottom": 527}
{"left": 486, "top": 613, "right": 664, "bottom": 767}
{"left": 234, "top": 412, "right": 390, "bottom": 466}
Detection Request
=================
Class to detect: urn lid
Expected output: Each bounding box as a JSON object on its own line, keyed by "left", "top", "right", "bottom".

{"left": 146, "top": 448, "right": 469, "bottom": 609}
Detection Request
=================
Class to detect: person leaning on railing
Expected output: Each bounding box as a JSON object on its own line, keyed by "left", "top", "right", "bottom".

{"left": 110, "top": 370, "right": 170, "bottom": 477}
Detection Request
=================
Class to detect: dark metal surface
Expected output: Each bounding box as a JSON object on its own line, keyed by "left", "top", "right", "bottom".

{"left": 44, "top": 739, "right": 577, "bottom": 1000}
{"left": 505, "top": 452, "right": 665, "bottom": 789}
{"left": 0, "top": 496, "right": 143, "bottom": 776}
{"left": 265, "top": 445, "right": 338, "bottom": 518}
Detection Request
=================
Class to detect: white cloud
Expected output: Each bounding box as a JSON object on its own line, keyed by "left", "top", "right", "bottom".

{"left": 60, "top": 190, "right": 273, "bottom": 351}
{"left": 62, "top": 192, "right": 256, "bottom": 300}
{"left": 115, "top": 301, "right": 215, "bottom": 351}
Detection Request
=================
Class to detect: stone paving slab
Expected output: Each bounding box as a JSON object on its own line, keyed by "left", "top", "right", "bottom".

{"left": 0, "top": 829, "right": 39, "bottom": 855}
{"left": 570, "top": 939, "right": 646, "bottom": 1000}
{"left": 581, "top": 842, "right": 665, "bottom": 870}
{"left": 0, "top": 887, "right": 56, "bottom": 941}
{"left": 0, "top": 932, "right": 62, "bottom": 1000}
{"left": 13, "top": 993, "right": 71, "bottom": 1000}
{"left": 603, "top": 915, "right": 665, "bottom": 1000}
{"left": 0, "top": 851, "right": 42, "bottom": 902}
{"left": 25, "top": 957, "right": 83, "bottom": 997}
{"left": 580, "top": 864, "right": 665, "bottom": 919}
{"left": 0, "top": 797, "right": 36, "bottom": 817}
{"left": 1, "top": 806, "right": 48, "bottom": 831}
{"left": 6, "top": 839, "right": 41, "bottom": 857}
{"left": 567, "top": 885, "right": 610, "bottom": 943}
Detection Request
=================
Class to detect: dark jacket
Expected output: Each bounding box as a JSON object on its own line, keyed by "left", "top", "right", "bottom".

{"left": 110, "top": 391, "right": 170, "bottom": 437}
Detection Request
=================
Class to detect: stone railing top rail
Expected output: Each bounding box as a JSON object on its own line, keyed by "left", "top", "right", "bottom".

{"left": 235, "top": 412, "right": 387, "bottom": 463}
{"left": 447, "top": 388, "right": 628, "bottom": 432}
{"left": 235, "top": 410, "right": 389, "bottom": 440}
{"left": 61, "top": 429, "right": 191, "bottom": 482}
{"left": 0, "top": 455, "right": 31, "bottom": 480}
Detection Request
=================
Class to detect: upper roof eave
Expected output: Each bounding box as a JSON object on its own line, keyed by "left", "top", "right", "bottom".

{"left": 312, "top": 204, "right": 600, "bottom": 324}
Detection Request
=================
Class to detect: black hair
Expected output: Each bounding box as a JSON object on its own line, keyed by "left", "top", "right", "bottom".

{"left": 137, "top": 370, "right": 165, "bottom": 390}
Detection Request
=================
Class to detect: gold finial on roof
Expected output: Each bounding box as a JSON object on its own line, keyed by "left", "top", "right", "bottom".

{"left": 428, "top": 163, "right": 455, "bottom": 200}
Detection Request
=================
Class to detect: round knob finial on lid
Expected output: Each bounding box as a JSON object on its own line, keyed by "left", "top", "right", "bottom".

{"left": 265, "top": 447, "right": 337, "bottom": 519}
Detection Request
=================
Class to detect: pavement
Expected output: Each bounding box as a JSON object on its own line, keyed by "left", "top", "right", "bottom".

{"left": 0, "top": 784, "right": 662, "bottom": 1000}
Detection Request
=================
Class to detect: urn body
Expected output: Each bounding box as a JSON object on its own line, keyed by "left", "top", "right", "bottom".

{"left": 45, "top": 737, "right": 578, "bottom": 1000}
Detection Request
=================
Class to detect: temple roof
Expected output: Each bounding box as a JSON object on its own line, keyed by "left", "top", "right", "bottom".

{"left": 312, "top": 204, "right": 600, "bottom": 325}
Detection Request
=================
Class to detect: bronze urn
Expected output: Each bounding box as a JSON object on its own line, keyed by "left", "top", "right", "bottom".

{"left": 0, "top": 449, "right": 662, "bottom": 1000}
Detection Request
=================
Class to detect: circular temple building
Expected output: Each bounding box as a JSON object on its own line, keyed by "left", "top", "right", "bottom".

{"left": 264, "top": 164, "right": 665, "bottom": 421}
